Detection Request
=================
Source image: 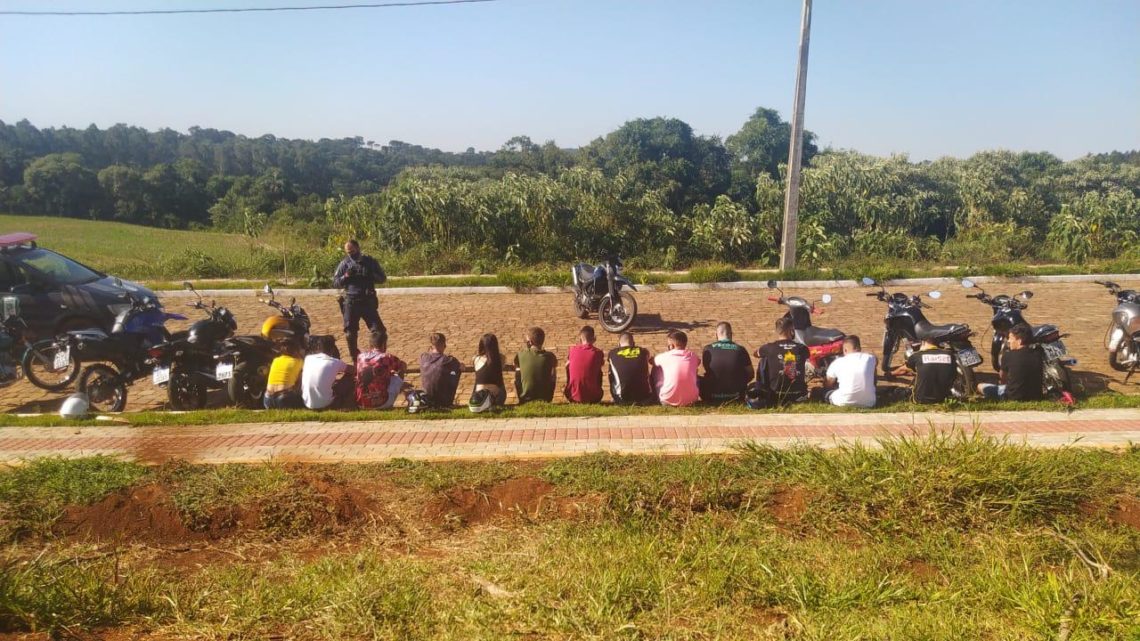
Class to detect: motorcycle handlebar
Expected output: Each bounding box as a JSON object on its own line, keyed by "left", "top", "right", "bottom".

{"left": 865, "top": 292, "right": 879, "bottom": 297}
{"left": 767, "top": 296, "right": 780, "bottom": 303}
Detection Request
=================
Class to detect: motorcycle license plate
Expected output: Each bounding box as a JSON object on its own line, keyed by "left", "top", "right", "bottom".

{"left": 215, "top": 361, "right": 234, "bottom": 381}
{"left": 1042, "top": 340, "right": 1067, "bottom": 361}
{"left": 957, "top": 348, "right": 983, "bottom": 367}
{"left": 152, "top": 366, "right": 170, "bottom": 385}
{"left": 53, "top": 348, "right": 70, "bottom": 370}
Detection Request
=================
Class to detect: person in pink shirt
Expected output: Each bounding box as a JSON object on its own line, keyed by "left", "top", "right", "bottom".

{"left": 651, "top": 329, "right": 700, "bottom": 407}
{"left": 564, "top": 326, "right": 605, "bottom": 403}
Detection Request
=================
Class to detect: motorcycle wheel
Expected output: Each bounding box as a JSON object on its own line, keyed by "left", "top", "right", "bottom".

{"left": 168, "top": 363, "right": 208, "bottom": 411}
{"left": 1108, "top": 341, "right": 1135, "bottom": 372}
{"left": 573, "top": 296, "right": 590, "bottom": 320}
{"left": 227, "top": 360, "right": 269, "bottom": 408}
{"left": 951, "top": 364, "right": 976, "bottom": 400}
{"left": 1044, "top": 362, "right": 1072, "bottom": 396}
{"left": 21, "top": 339, "right": 79, "bottom": 391}
{"left": 599, "top": 293, "right": 637, "bottom": 333}
{"left": 78, "top": 364, "right": 128, "bottom": 413}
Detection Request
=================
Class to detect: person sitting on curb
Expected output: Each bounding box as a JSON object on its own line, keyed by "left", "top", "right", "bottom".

{"left": 565, "top": 326, "right": 604, "bottom": 403}
{"left": 355, "top": 330, "right": 408, "bottom": 410}
{"left": 700, "top": 321, "right": 754, "bottom": 404}
{"left": 608, "top": 332, "right": 653, "bottom": 405}
{"left": 473, "top": 333, "right": 507, "bottom": 407}
{"left": 651, "top": 329, "right": 700, "bottom": 407}
{"left": 977, "top": 323, "right": 1044, "bottom": 401}
{"left": 264, "top": 338, "right": 305, "bottom": 410}
{"left": 515, "top": 326, "right": 557, "bottom": 404}
{"left": 301, "top": 335, "right": 355, "bottom": 410}
{"left": 419, "top": 332, "right": 462, "bottom": 408}
{"left": 823, "top": 335, "right": 876, "bottom": 408}
{"left": 890, "top": 338, "right": 957, "bottom": 404}
{"left": 751, "top": 317, "right": 811, "bottom": 408}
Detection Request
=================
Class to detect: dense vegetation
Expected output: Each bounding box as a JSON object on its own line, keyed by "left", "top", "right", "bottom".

{"left": 2, "top": 111, "right": 1138, "bottom": 277}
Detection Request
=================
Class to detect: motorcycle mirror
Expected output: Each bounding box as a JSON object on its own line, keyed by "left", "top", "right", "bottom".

{"left": 263, "top": 284, "right": 273, "bottom": 295}
{"left": 961, "top": 279, "right": 975, "bottom": 289}
{"left": 820, "top": 294, "right": 833, "bottom": 304}
{"left": 182, "top": 281, "right": 194, "bottom": 291}
{"left": 766, "top": 279, "right": 777, "bottom": 289}
{"left": 1018, "top": 291, "right": 1034, "bottom": 300}
{"left": 861, "top": 277, "right": 876, "bottom": 287}
{"left": 290, "top": 297, "right": 296, "bottom": 306}
{"left": 113, "top": 277, "right": 123, "bottom": 288}
{"left": 928, "top": 291, "right": 942, "bottom": 300}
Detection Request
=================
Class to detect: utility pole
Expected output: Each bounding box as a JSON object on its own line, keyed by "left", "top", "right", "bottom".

{"left": 779, "top": 0, "right": 812, "bottom": 271}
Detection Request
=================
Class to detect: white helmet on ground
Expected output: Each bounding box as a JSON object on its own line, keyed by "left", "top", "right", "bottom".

{"left": 468, "top": 389, "right": 493, "bottom": 413}
{"left": 60, "top": 393, "right": 90, "bottom": 419}
{"left": 406, "top": 389, "right": 428, "bottom": 414}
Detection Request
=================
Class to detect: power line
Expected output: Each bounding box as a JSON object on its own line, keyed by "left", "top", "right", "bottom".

{"left": 0, "top": 0, "right": 496, "bottom": 16}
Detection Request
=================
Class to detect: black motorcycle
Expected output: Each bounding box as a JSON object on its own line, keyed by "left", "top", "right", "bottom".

{"left": 571, "top": 257, "right": 638, "bottom": 333}
{"left": 0, "top": 295, "right": 78, "bottom": 391}
{"left": 961, "top": 279, "right": 1076, "bottom": 399}
{"left": 863, "top": 277, "right": 981, "bottom": 398}
{"left": 216, "top": 285, "right": 311, "bottom": 408}
{"left": 148, "top": 282, "right": 238, "bottom": 410}
{"left": 66, "top": 294, "right": 187, "bottom": 412}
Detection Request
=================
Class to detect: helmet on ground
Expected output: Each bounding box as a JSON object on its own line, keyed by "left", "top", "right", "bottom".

{"left": 60, "top": 393, "right": 90, "bottom": 419}
{"left": 744, "top": 386, "right": 764, "bottom": 410}
{"left": 468, "top": 389, "right": 493, "bottom": 413}
{"left": 261, "top": 316, "right": 294, "bottom": 341}
{"left": 406, "top": 389, "right": 428, "bottom": 414}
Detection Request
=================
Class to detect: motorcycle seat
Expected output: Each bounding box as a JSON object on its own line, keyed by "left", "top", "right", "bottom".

{"left": 575, "top": 264, "right": 598, "bottom": 284}
{"left": 916, "top": 321, "right": 969, "bottom": 342}
{"left": 798, "top": 325, "right": 845, "bottom": 346}
{"left": 1031, "top": 324, "right": 1059, "bottom": 342}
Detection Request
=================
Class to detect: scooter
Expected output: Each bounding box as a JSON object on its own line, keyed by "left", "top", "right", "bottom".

{"left": 1096, "top": 280, "right": 1140, "bottom": 380}
{"left": 215, "top": 285, "right": 311, "bottom": 408}
{"left": 0, "top": 295, "right": 78, "bottom": 391}
{"left": 64, "top": 294, "right": 187, "bottom": 412}
{"left": 148, "top": 282, "right": 238, "bottom": 410}
{"left": 862, "top": 277, "right": 981, "bottom": 398}
{"left": 961, "top": 279, "right": 1076, "bottom": 398}
{"left": 766, "top": 280, "right": 845, "bottom": 378}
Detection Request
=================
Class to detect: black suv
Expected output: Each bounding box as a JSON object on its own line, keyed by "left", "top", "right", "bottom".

{"left": 0, "top": 232, "right": 160, "bottom": 339}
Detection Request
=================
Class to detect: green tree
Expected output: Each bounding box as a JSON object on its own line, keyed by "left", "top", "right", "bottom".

{"left": 23, "top": 153, "right": 102, "bottom": 218}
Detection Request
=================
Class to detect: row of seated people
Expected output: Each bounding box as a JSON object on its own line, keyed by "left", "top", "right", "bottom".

{"left": 262, "top": 316, "right": 1044, "bottom": 411}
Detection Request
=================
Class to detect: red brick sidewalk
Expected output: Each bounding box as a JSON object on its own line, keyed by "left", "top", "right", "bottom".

{"left": 2, "top": 410, "right": 1137, "bottom": 464}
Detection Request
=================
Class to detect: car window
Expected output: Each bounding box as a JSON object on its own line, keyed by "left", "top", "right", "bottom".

{"left": 0, "top": 260, "right": 26, "bottom": 292}
{"left": 11, "top": 249, "right": 101, "bottom": 286}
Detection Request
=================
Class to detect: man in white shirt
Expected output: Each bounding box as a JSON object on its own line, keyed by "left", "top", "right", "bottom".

{"left": 302, "top": 336, "right": 355, "bottom": 410}
{"left": 824, "top": 335, "right": 877, "bottom": 408}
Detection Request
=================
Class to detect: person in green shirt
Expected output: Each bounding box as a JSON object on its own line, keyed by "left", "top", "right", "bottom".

{"left": 514, "top": 326, "right": 558, "bottom": 403}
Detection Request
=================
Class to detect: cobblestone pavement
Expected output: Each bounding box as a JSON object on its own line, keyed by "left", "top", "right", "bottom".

{"left": 3, "top": 279, "right": 1138, "bottom": 413}
{"left": 1, "top": 409, "right": 1137, "bottom": 464}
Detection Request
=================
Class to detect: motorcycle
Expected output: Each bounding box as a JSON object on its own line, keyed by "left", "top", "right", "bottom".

{"left": 1096, "top": 280, "right": 1140, "bottom": 380}
{"left": 961, "top": 279, "right": 1076, "bottom": 398}
{"left": 1, "top": 295, "right": 79, "bottom": 391}
{"left": 862, "top": 277, "right": 981, "bottom": 398}
{"left": 148, "top": 282, "right": 238, "bottom": 410}
{"left": 766, "top": 280, "right": 845, "bottom": 378}
{"left": 62, "top": 294, "right": 187, "bottom": 412}
{"left": 571, "top": 257, "right": 638, "bottom": 333}
{"left": 215, "top": 284, "right": 311, "bottom": 408}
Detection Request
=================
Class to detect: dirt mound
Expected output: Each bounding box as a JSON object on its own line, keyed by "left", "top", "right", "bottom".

{"left": 427, "top": 477, "right": 557, "bottom": 527}
{"left": 56, "top": 484, "right": 199, "bottom": 543}
{"left": 903, "top": 559, "right": 941, "bottom": 582}
{"left": 1109, "top": 495, "right": 1140, "bottom": 532}
{"left": 766, "top": 486, "right": 811, "bottom": 526}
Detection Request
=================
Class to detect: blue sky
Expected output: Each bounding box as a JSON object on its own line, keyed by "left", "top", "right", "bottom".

{"left": 1, "top": 0, "right": 1137, "bottom": 159}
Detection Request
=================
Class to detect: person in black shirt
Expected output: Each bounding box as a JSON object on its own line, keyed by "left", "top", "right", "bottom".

{"left": 419, "top": 333, "right": 462, "bottom": 408}
{"left": 892, "top": 339, "right": 957, "bottom": 404}
{"left": 977, "top": 323, "right": 1044, "bottom": 401}
{"left": 701, "top": 321, "right": 754, "bottom": 403}
{"left": 333, "top": 239, "right": 387, "bottom": 360}
{"left": 608, "top": 333, "right": 653, "bottom": 404}
{"left": 751, "top": 317, "right": 811, "bottom": 407}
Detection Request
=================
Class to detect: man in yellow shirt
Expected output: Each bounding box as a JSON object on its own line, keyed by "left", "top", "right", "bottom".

{"left": 264, "top": 340, "right": 305, "bottom": 409}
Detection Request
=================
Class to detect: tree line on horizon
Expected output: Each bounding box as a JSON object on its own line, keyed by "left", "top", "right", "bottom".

{"left": 0, "top": 111, "right": 1137, "bottom": 274}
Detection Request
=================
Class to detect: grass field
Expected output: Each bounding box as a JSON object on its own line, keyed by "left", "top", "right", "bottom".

{"left": 1, "top": 432, "right": 1137, "bottom": 639}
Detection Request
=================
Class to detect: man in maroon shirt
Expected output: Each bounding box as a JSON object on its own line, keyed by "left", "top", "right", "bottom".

{"left": 564, "top": 325, "right": 605, "bottom": 403}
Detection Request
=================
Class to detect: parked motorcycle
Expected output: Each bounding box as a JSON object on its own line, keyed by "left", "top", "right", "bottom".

{"left": 1, "top": 295, "right": 78, "bottom": 391}
{"left": 862, "top": 277, "right": 981, "bottom": 398}
{"left": 1096, "top": 280, "right": 1140, "bottom": 380}
{"left": 961, "top": 279, "right": 1076, "bottom": 398}
{"left": 61, "top": 294, "right": 187, "bottom": 412}
{"left": 215, "top": 285, "right": 311, "bottom": 408}
{"left": 148, "top": 282, "right": 238, "bottom": 410}
{"left": 571, "top": 257, "right": 638, "bottom": 333}
{"left": 766, "top": 280, "right": 845, "bottom": 378}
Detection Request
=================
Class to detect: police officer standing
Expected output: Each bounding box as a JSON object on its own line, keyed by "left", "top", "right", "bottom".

{"left": 333, "top": 239, "right": 386, "bottom": 359}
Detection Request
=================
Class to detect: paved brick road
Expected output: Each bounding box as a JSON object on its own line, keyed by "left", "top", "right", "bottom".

{"left": 4, "top": 279, "right": 1138, "bottom": 413}
{"left": 2, "top": 409, "right": 1137, "bottom": 464}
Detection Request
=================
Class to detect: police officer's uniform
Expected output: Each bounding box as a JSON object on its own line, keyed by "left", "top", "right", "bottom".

{"left": 333, "top": 251, "right": 387, "bottom": 359}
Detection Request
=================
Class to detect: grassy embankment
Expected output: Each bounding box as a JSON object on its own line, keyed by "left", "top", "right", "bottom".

{"left": 1, "top": 432, "right": 1137, "bottom": 639}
